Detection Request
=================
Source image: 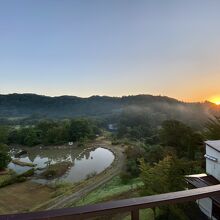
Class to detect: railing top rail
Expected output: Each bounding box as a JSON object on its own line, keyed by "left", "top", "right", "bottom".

{"left": 1, "top": 184, "right": 220, "bottom": 220}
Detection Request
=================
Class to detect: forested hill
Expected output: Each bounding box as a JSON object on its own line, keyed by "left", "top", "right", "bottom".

{"left": 0, "top": 93, "right": 219, "bottom": 125}
{"left": 0, "top": 93, "right": 180, "bottom": 117}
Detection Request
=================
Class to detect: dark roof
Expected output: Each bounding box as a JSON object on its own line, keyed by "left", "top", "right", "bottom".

{"left": 186, "top": 174, "right": 220, "bottom": 205}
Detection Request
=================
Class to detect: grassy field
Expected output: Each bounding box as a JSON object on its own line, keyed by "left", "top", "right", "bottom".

{"left": 0, "top": 181, "right": 54, "bottom": 214}
{"left": 74, "top": 176, "right": 144, "bottom": 206}
{"left": 0, "top": 173, "right": 15, "bottom": 187}
{"left": 0, "top": 170, "right": 18, "bottom": 188}
{"left": 74, "top": 176, "right": 154, "bottom": 220}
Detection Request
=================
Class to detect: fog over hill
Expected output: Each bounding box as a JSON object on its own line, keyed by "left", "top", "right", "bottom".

{"left": 0, "top": 93, "right": 219, "bottom": 127}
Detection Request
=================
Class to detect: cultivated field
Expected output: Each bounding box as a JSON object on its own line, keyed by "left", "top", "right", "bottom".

{"left": 0, "top": 181, "right": 53, "bottom": 214}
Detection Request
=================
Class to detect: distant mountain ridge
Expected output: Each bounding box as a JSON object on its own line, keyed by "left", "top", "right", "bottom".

{"left": 0, "top": 93, "right": 179, "bottom": 117}
{"left": 0, "top": 93, "right": 218, "bottom": 123}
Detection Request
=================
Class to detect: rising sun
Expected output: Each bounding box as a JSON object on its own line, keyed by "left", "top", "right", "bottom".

{"left": 210, "top": 96, "right": 220, "bottom": 105}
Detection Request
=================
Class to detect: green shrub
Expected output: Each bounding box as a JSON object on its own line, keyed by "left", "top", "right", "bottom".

{"left": 120, "top": 171, "right": 132, "bottom": 184}
{"left": 17, "top": 176, "right": 26, "bottom": 182}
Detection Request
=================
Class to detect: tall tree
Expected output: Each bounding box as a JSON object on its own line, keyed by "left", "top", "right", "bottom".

{"left": 0, "top": 144, "right": 11, "bottom": 170}
{"left": 159, "top": 120, "right": 202, "bottom": 160}
{"left": 69, "top": 119, "right": 96, "bottom": 142}
{"left": 0, "top": 126, "right": 9, "bottom": 144}
{"left": 139, "top": 156, "right": 186, "bottom": 195}
{"left": 205, "top": 116, "right": 220, "bottom": 140}
{"left": 139, "top": 156, "right": 188, "bottom": 219}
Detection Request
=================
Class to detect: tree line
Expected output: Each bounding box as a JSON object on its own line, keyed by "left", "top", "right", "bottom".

{"left": 116, "top": 113, "right": 220, "bottom": 219}
{"left": 0, "top": 118, "right": 100, "bottom": 170}
{"left": 0, "top": 118, "right": 100, "bottom": 147}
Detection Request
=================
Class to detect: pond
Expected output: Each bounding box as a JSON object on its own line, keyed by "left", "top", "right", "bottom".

{"left": 8, "top": 147, "right": 115, "bottom": 183}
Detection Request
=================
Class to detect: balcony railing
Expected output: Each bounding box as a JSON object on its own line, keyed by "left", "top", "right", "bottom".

{"left": 1, "top": 184, "right": 220, "bottom": 220}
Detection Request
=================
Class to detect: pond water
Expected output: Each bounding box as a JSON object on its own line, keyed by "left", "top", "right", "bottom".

{"left": 8, "top": 147, "right": 115, "bottom": 183}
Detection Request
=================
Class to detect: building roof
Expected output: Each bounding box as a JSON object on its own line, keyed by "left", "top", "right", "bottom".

{"left": 205, "top": 140, "right": 220, "bottom": 152}
{"left": 186, "top": 174, "right": 220, "bottom": 205}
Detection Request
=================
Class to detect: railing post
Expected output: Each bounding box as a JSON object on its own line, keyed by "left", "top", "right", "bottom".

{"left": 131, "top": 209, "right": 139, "bottom": 220}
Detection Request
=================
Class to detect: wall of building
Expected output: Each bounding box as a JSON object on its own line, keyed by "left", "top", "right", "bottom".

{"left": 197, "top": 198, "right": 212, "bottom": 219}
{"left": 206, "top": 145, "right": 220, "bottom": 181}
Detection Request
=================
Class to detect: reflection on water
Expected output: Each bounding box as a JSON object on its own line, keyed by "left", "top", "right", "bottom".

{"left": 63, "top": 147, "right": 114, "bottom": 182}
{"left": 8, "top": 147, "right": 115, "bottom": 183}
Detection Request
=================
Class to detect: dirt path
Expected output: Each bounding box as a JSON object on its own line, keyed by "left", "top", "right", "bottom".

{"left": 44, "top": 141, "right": 126, "bottom": 210}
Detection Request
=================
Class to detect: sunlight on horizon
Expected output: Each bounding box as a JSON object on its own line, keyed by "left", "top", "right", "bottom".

{"left": 209, "top": 95, "right": 220, "bottom": 105}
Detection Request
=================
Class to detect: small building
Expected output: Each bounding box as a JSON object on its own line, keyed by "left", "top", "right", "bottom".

{"left": 186, "top": 141, "right": 220, "bottom": 220}
{"left": 205, "top": 141, "right": 220, "bottom": 180}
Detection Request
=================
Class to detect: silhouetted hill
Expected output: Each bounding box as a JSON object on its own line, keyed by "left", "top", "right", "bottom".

{"left": 0, "top": 94, "right": 178, "bottom": 117}
{"left": 0, "top": 93, "right": 219, "bottom": 127}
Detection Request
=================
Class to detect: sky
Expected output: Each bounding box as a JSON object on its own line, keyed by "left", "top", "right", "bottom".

{"left": 1, "top": 0, "right": 220, "bottom": 102}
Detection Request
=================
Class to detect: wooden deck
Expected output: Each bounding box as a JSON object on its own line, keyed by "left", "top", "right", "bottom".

{"left": 1, "top": 184, "right": 220, "bottom": 220}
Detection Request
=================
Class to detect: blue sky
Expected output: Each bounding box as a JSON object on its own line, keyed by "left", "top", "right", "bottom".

{"left": 1, "top": 0, "right": 220, "bottom": 102}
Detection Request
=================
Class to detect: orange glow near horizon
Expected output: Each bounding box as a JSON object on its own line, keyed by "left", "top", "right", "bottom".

{"left": 209, "top": 96, "right": 220, "bottom": 105}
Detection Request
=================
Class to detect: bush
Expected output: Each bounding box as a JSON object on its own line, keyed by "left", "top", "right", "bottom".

{"left": 16, "top": 176, "right": 26, "bottom": 183}
{"left": 120, "top": 171, "right": 132, "bottom": 184}
{"left": 42, "top": 169, "right": 57, "bottom": 179}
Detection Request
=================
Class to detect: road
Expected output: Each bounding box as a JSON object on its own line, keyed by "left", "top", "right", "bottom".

{"left": 45, "top": 142, "right": 125, "bottom": 210}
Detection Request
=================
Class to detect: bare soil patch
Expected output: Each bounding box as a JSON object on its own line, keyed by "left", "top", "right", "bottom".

{"left": 0, "top": 181, "right": 54, "bottom": 214}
